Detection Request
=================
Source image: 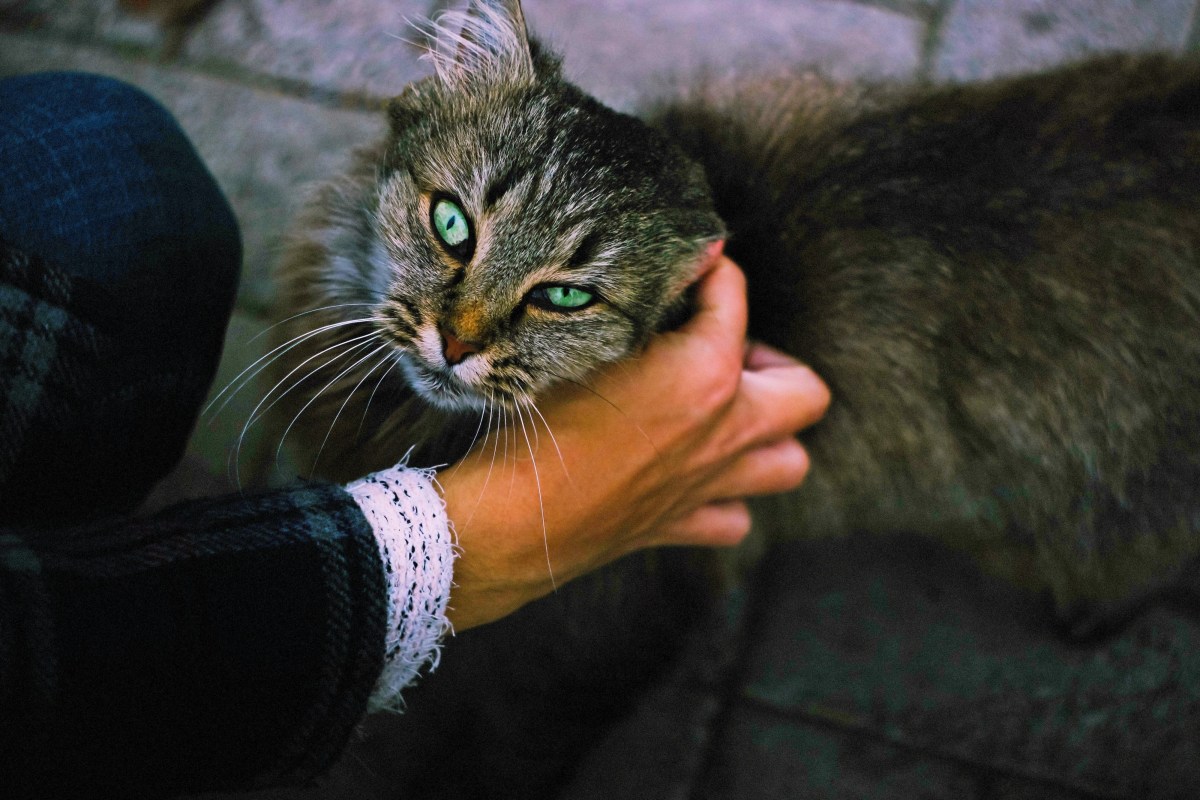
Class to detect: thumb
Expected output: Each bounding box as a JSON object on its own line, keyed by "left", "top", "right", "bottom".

{"left": 675, "top": 254, "right": 748, "bottom": 351}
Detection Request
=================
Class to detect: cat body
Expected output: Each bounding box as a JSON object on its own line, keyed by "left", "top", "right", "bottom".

{"left": 271, "top": 0, "right": 1200, "bottom": 622}
{"left": 660, "top": 56, "right": 1200, "bottom": 617}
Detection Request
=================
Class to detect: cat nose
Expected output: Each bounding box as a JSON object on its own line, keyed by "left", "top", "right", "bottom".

{"left": 440, "top": 325, "right": 482, "bottom": 365}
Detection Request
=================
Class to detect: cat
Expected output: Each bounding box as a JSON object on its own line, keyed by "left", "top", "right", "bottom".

{"left": 267, "top": 0, "right": 1200, "bottom": 633}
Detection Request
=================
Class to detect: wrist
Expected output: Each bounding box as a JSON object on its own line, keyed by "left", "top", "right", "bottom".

{"left": 345, "top": 463, "right": 456, "bottom": 712}
{"left": 437, "top": 459, "right": 557, "bottom": 632}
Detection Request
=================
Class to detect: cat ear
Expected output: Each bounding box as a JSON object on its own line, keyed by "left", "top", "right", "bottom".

{"left": 387, "top": 84, "right": 423, "bottom": 133}
{"left": 426, "top": 0, "right": 536, "bottom": 89}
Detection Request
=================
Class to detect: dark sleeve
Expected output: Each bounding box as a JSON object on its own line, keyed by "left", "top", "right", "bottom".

{"left": 0, "top": 236, "right": 229, "bottom": 527}
{"left": 0, "top": 482, "right": 388, "bottom": 799}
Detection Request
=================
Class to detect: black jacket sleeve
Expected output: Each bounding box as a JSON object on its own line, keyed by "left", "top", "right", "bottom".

{"left": 0, "top": 482, "right": 387, "bottom": 799}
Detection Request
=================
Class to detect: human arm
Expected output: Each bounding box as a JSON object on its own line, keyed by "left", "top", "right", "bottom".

{"left": 0, "top": 253, "right": 827, "bottom": 797}
{"left": 0, "top": 483, "right": 388, "bottom": 798}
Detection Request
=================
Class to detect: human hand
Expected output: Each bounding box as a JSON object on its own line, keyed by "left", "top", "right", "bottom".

{"left": 439, "top": 251, "right": 830, "bottom": 631}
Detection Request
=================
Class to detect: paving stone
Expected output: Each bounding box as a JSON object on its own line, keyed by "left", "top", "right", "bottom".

{"left": 933, "top": 0, "right": 1198, "bottom": 82}
{"left": 4, "top": 0, "right": 925, "bottom": 108}
{"left": 697, "top": 704, "right": 1091, "bottom": 800}
{"left": 736, "top": 533, "right": 1200, "bottom": 799}
{"left": 0, "top": 0, "right": 162, "bottom": 51}
{"left": 0, "top": 32, "right": 385, "bottom": 314}
{"left": 11, "top": 1, "right": 925, "bottom": 109}
{"left": 180, "top": 0, "right": 433, "bottom": 102}
{"left": 186, "top": 0, "right": 925, "bottom": 109}
{"left": 847, "top": 0, "right": 944, "bottom": 18}
{"left": 526, "top": 0, "right": 923, "bottom": 111}
{"left": 559, "top": 590, "right": 753, "bottom": 799}
{"left": 1, "top": 0, "right": 431, "bottom": 97}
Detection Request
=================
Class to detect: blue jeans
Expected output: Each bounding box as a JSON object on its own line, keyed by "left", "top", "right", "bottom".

{"left": 0, "top": 72, "right": 241, "bottom": 522}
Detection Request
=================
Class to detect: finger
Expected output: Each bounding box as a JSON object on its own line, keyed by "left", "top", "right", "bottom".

{"left": 744, "top": 340, "right": 802, "bottom": 371}
{"left": 656, "top": 500, "right": 752, "bottom": 548}
{"left": 734, "top": 363, "right": 831, "bottom": 447}
{"left": 592, "top": 254, "right": 745, "bottom": 400}
{"left": 692, "top": 239, "right": 726, "bottom": 281}
{"left": 707, "top": 437, "right": 811, "bottom": 500}
{"left": 678, "top": 255, "right": 748, "bottom": 348}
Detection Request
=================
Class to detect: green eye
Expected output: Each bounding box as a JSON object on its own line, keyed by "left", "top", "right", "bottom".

{"left": 546, "top": 286, "right": 593, "bottom": 307}
{"left": 432, "top": 197, "right": 472, "bottom": 251}
{"left": 531, "top": 285, "right": 596, "bottom": 311}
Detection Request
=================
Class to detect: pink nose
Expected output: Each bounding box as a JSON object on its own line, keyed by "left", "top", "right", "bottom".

{"left": 440, "top": 326, "right": 481, "bottom": 365}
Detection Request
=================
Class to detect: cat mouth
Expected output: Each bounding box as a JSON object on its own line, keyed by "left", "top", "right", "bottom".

{"left": 401, "top": 358, "right": 491, "bottom": 412}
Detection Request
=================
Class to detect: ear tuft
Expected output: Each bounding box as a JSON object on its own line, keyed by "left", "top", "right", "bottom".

{"left": 421, "top": 0, "right": 535, "bottom": 90}
{"left": 386, "top": 85, "right": 422, "bottom": 132}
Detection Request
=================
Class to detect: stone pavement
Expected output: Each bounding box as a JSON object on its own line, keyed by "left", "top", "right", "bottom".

{"left": 3, "top": 1, "right": 1200, "bottom": 798}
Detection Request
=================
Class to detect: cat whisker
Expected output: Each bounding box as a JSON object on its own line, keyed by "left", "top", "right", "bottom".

{"left": 243, "top": 330, "right": 382, "bottom": 434}
{"left": 275, "top": 338, "right": 391, "bottom": 475}
{"left": 456, "top": 390, "right": 502, "bottom": 537}
{"left": 472, "top": 390, "right": 504, "bottom": 525}
{"left": 391, "top": 15, "right": 435, "bottom": 53}
{"left": 514, "top": 401, "right": 555, "bottom": 589}
{"left": 310, "top": 343, "right": 396, "bottom": 476}
{"left": 522, "top": 395, "right": 540, "bottom": 452}
{"left": 206, "top": 315, "right": 379, "bottom": 419}
{"left": 462, "top": 388, "right": 492, "bottom": 456}
{"left": 249, "top": 303, "right": 381, "bottom": 344}
{"left": 448, "top": 389, "right": 492, "bottom": 480}
{"left": 232, "top": 332, "right": 380, "bottom": 485}
{"left": 205, "top": 314, "right": 383, "bottom": 420}
{"left": 519, "top": 391, "right": 570, "bottom": 485}
{"left": 356, "top": 350, "right": 405, "bottom": 440}
{"left": 504, "top": 403, "right": 519, "bottom": 500}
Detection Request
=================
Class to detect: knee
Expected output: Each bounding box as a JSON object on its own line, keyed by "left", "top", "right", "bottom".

{"left": 0, "top": 72, "right": 241, "bottom": 310}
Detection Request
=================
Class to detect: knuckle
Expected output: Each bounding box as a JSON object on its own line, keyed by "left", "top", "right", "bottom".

{"left": 700, "top": 351, "right": 742, "bottom": 410}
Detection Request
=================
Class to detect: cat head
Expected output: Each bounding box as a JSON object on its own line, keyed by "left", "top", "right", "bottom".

{"left": 370, "top": 0, "right": 724, "bottom": 413}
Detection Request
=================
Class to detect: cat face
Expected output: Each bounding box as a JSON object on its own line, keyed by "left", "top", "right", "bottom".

{"left": 366, "top": 0, "right": 723, "bottom": 413}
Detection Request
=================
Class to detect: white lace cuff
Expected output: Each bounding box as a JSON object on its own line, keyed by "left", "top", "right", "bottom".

{"left": 345, "top": 463, "right": 456, "bottom": 713}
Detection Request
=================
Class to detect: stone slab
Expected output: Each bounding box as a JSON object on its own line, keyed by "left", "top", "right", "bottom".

{"left": 3, "top": 1, "right": 927, "bottom": 109}
{"left": 179, "top": 0, "right": 433, "bottom": 102}
{"left": 1, "top": 0, "right": 162, "bottom": 51}
{"left": 526, "top": 0, "right": 924, "bottom": 111}
{"left": 700, "top": 703, "right": 1096, "bottom": 800}
{"left": 737, "top": 534, "right": 1200, "bottom": 799}
{"left": 933, "top": 0, "right": 1198, "bottom": 82}
{"left": 559, "top": 590, "right": 752, "bottom": 799}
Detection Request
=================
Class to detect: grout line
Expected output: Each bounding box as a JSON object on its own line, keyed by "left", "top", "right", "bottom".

{"left": 681, "top": 577, "right": 778, "bottom": 799}
{"left": 1, "top": 25, "right": 392, "bottom": 113}
{"left": 915, "top": 0, "right": 955, "bottom": 84}
{"left": 1186, "top": 0, "right": 1200, "bottom": 52}
{"left": 837, "top": 0, "right": 941, "bottom": 20}
{"left": 733, "top": 692, "right": 1125, "bottom": 800}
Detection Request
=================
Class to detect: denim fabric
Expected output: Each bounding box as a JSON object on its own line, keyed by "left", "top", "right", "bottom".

{"left": 0, "top": 71, "right": 240, "bottom": 325}
{"left": 0, "top": 73, "right": 241, "bottom": 517}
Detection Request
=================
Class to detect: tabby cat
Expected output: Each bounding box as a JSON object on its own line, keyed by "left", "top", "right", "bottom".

{"left": 268, "top": 0, "right": 1200, "bottom": 630}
